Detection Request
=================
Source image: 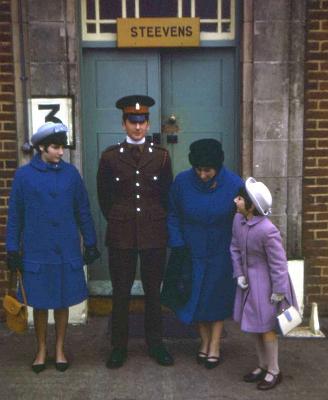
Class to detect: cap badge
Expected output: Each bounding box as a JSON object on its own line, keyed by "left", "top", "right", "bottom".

{"left": 135, "top": 102, "right": 140, "bottom": 110}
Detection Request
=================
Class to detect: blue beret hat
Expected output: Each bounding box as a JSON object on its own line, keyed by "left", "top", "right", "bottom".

{"left": 31, "top": 122, "right": 68, "bottom": 145}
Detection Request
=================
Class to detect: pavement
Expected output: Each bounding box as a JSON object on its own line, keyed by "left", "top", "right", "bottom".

{"left": 1, "top": 315, "right": 328, "bottom": 400}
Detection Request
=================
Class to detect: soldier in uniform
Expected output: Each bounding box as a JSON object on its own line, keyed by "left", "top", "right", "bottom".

{"left": 97, "top": 95, "right": 174, "bottom": 368}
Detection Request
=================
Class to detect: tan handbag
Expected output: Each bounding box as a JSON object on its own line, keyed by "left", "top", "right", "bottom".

{"left": 3, "top": 272, "right": 28, "bottom": 333}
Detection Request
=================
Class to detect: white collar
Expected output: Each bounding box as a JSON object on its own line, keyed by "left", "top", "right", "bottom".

{"left": 126, "top": 136, "right": 146, "bottom": 145}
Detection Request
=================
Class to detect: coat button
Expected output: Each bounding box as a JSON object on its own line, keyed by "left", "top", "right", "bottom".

{"left": 136, "top": 182, "right": 140, "bottom": 187}
{"left": 136, "top": 194, "right": 140, "bottom": 199}
{"left": 136, "top": 208, "right": 141, "bottom": 212}
{"left": 52, "top": 221, "right": 59, "bottom": 227}
{"left": 115, "top": 177, "right": 120, "bottom": 181}
{"left": 136, "top": 170, "right": 140, "bottom": 174}
{"left": 54, "top": 245, "right": 61, "bottom": 254}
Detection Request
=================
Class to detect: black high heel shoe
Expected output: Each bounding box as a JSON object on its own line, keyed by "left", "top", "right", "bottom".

{"left": 196, "top": 351, "right": 208, "bottom": 365}
{"left": 31, "top": 354, "right": 47, "bottom": 374}
{"left": 204, "top": 355, "right": 221, "bottom": 369}
{"left": 55, "top": 361, "right": 69, "bottom": 372}
{"left": 31, "top": 363, "right": 46, "bottom": 374}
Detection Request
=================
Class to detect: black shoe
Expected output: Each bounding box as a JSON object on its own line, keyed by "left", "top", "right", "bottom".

{"left": 31, "top": 363, "right": 46, "bottom": 374}
{"left": 257, "top": 371, "right": 283, "bottom": 390}
{"left": 149, "top": 344, "right": 174, "bottom": 366}
{"left": 55, "top": 362, "right": 69, "bottom": 372}
{"left": 243, "top": 367, "right": 267, "bottom": 383}
{"left": 196, "top": 351, "right": 208, "bottom": 365}
{"left": 205, "top": 356, "right": 221, "bottom": 369}
{"left": 106, "top": 348, "right": 127, "bottom": 369}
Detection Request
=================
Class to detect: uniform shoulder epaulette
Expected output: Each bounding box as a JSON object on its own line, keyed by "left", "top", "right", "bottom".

{"left": 152, "top": 143, "right": 168, "bottom": 152}
{"left": 103, "top": 143, "right": 121, "bottom": 153}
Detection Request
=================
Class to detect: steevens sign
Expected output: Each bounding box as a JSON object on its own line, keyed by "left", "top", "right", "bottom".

{"left": 117, "top": 18, "right": 200, "bottom": 47}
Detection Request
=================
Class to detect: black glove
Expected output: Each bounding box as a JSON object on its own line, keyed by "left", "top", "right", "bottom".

{"left": 7, "top": 252, "right": 24, "bottom": 272}
{"left": 83, "top": 246, "right": 101, "bottom": 265}
{"left": 170, "top": 246, "right": 189, "bottom": 261}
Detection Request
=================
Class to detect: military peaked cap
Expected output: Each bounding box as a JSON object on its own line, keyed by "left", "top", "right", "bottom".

{"left": 116, "top": 95, "right": 155, "bottom": 122}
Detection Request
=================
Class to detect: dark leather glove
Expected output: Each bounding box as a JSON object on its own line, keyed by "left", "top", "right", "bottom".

{"left": 83, "top": 246, "right": 100, "bottom": 265}
{"left": 170, "top": 246, "right": 189, "bottom": 262}
{"left": 7, "top": 252, "right": 24, "bottom": 272}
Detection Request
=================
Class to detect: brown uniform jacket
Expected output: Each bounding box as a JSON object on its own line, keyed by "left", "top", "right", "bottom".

{"left": 97, "top": 141, "right": 173, "bottom": 249}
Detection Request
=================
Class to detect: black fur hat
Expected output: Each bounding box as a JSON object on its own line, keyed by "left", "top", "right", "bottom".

{"left": 189, "top": 139, "right": 224, "bottom": 171}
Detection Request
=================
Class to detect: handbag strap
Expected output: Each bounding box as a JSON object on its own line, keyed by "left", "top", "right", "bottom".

{"left": 17, "top": 271, "right": 27, "bottom": 306}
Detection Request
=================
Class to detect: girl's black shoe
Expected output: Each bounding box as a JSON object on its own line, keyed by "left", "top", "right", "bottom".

{"left": 243, "top": 367, "right": 267, "bottom": 382}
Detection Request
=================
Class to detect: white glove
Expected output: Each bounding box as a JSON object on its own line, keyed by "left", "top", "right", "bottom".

{"left": 270, "top": 293, "right": 285, "bottom": 304}
{"left": 237, "top": 276, "right": 248, "bottom": 290}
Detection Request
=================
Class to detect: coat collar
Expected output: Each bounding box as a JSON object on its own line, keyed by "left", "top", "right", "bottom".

{"left": 241, "top": 214, "right": 267, "bottom": 226}
{"left": 118, "top": 140, "right": 156, "bottom": 168}
{"left": 190, "top": 166, "right": 227, "bottom": 193}
{"left": 30, "top": 153, "right": 65, "bottom": 172}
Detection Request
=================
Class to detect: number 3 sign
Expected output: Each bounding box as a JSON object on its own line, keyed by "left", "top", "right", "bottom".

{"left": 29, "top": 97, "right": 74, "bottom": 148}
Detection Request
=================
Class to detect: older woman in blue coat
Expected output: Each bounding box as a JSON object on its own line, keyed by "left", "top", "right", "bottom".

{"left": 231, "top": 178, "right": 298, "bottom": 390}
{"left": 6, "top": 122, "right": 100, "bottom": 373}
{"left": 167, "top": 139, "right": 243, "bottom": 368}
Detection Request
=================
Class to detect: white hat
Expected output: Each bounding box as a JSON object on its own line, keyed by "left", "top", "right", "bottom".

{"left": 31, "top": 122, "right": 68, "bottom": 145}
{"left": 245, "top": 177, "right": 272, "bottom": 216}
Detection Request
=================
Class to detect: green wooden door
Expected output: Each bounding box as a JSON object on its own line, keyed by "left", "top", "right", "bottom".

{"left": 82, "top": 48, "right": 238, "bottom": 294}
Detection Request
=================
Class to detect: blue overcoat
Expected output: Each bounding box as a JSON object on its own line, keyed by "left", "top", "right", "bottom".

{"left": 6, "top": 154, "right": 97, "bottom": 309}
{"left": 167, "top": 167, "right": 243, "bottom": 323}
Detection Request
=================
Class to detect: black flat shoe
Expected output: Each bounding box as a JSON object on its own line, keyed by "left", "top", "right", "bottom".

{"left": 55, "top": 362, "right": 69, "bottom": 372}
{"left": 257, "top": 371, "right": 283, "bottom": 390}
{"left": 106, "top": 348, "right": 127, "bottom": 369}
{"left": 205, "top": 356, "right": 221, "bottom": 369}
{"left": 196, "top": 351, "right": 208, "bottom": 365}
{"left": 31, "top": 363, "right": 46, "bottom": 374}
{"left": 149, "top": 344, "right": 174, "bottom": 366}
{"left": 243, "top": 367, "right": 267, "bottom": 383}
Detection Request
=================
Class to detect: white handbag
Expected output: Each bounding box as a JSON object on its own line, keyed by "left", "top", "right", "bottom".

{"left": 277, "top": 305, "right": 302, "bottom": 336}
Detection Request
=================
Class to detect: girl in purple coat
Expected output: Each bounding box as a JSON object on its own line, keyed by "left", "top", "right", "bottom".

{"left": 230, "top": 177, "right": 298, "bottom": 391}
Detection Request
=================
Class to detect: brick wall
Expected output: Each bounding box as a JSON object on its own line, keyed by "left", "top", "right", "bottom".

{"left": 0, "top": 0, "right": 17, "bottom": 321}
{"left": 303, "top": 0, "right": 328, "bottom": 316}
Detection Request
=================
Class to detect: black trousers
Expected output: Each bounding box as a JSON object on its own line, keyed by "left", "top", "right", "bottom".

{"left": 108, "top": 247, "right": 166, "bottom": 349}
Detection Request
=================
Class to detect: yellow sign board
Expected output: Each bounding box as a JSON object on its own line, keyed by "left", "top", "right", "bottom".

{"left": 117, "top": 18, "right": 200, "bottom": 48}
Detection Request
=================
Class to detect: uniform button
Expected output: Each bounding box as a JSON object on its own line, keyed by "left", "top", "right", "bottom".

{"left": 136, "top": 170, "right": 140, "bottom": 174}
{"left": 136, "top": 208, "right": 141, "bottom": 212}
{"left": 115, "top": 177, "right": 120, "bottom": 181}
{"left": 153, "top": 176, "right": 158, "bottom": 180}
{"left": 52, "top": 221, "right": 59, "bottom": 227}
{"left": 136, "top": 182, "right": 140, "bottom": 187}
{"left": 50, "top": 192, "right": 57, "bottom": 198}
{"left": 136, "top": 194, "right": 140, "bottom": 199}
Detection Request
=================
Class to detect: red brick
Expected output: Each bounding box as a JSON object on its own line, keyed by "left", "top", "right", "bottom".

{"left": 308, "top": 89, "right": 328, "bottom": 98}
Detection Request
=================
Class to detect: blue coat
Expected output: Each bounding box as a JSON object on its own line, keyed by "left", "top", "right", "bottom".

{"left": 167, "top": 167, "right": 243, "bottom": 323}
{"left": 6, "top": 154, "right": 97, "bottom": 309}
{"left": 231, "top": 213, "right": 299, "bottom": 333}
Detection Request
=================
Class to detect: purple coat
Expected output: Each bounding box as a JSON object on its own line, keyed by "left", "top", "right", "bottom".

{"left": 230, "top": 213, "right": 298, "bottom": 333}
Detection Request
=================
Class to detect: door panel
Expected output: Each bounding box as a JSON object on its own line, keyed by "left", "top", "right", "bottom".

{"left": 161, "top": 48, "right": 236, "bottom": 175}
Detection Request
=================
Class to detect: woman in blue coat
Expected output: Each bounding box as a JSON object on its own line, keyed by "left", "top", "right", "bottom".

{"left": 6, "top": 122, "right": 100, "bottom": 373}
{"left": 167, "top": 139, "right": 243, "bottom": 368}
